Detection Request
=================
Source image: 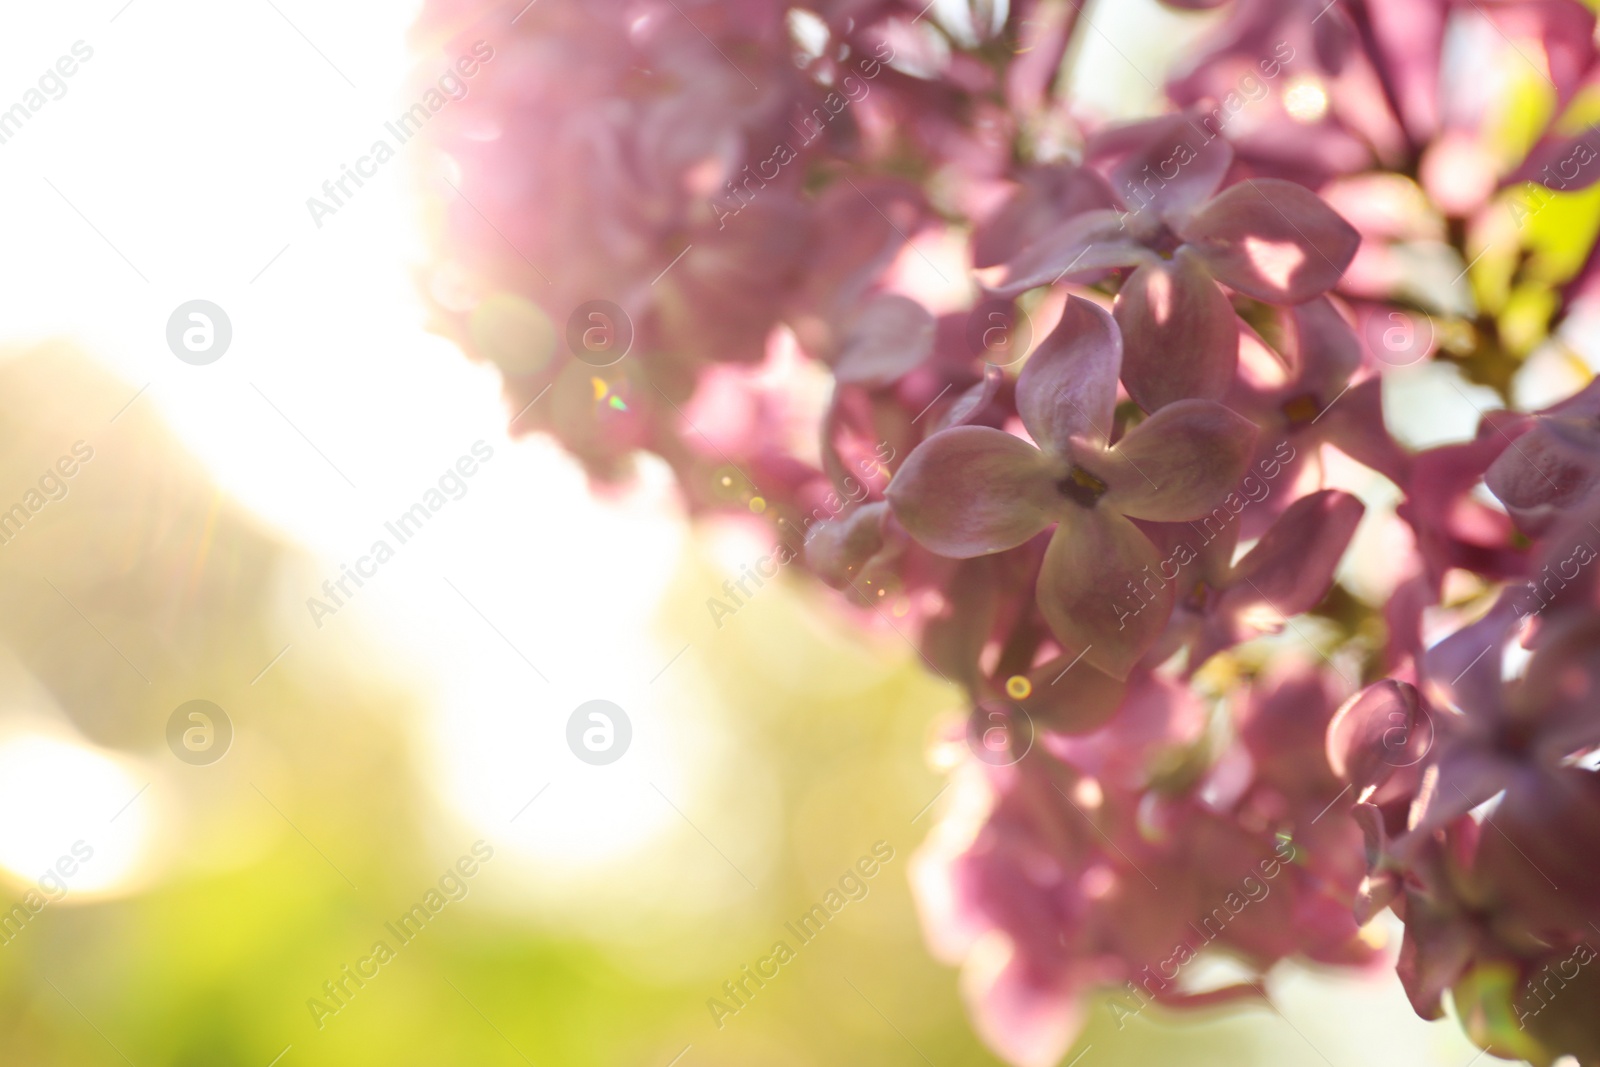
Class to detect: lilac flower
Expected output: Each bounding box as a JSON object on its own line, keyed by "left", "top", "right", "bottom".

{"left": 1329, "top": 598, "right": 1600, "bottom": 1030}
{"left": 415, "top": 1, "right": 1600, "bottom": 1061}
{"left": 917, "top": 666, "right": 1371, "bottom": 1067}
{"left": 887, "top": 297, "right": 1257, "bottom": 677}
{"left": 1226, "top": 297, "right": 1410, "bottom": 535}
{"left": 1147, "top": 488, "right": 1365, "bottom": 672}
{"left": 991, "top": 116, "right": 1360, "bottom": 412}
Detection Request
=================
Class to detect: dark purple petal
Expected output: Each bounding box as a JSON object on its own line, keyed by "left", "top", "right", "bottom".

{"left": 1037, "top": 509, "right": 1173, "bottom": 680}
{"left": 1114, "top": 247, "right": 1240, "bottom": 411}
{"left": 886, "top": 426, "right": 1062, "bottom": 558}
{"left": 1101, "top": 400, "right": 1259, "bottom": 522}
{"left": 1016, "top": 296, "right": 1123, "bottom": 453}
{"left": 1181, "top": 179, "right": 1360, "bottom": 304}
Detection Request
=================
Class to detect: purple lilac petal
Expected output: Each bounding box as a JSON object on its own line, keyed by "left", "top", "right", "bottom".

{"left": 1038, "top": 508, "right": 1173, "bottom": 680}
{"left": 1016, "top": 296, "right": 1124, "bottom": 453}
{"left": 1326, "top": 680, "right": 1428, "bottom": 795}
{"left": 1101, "top": 400, "right": 1259, "bottom": 522}
{"left": 1181, "top": 178, "right": 1360, "bottom": 305}
{"left": 1088, "top": 112, "right": 1235, "bottom": 224}
{"left": 991, "top": 211, "right": 1152, "bottom": 297}
{"left": 1114, "top": 247, "right": 1240, "bottom": 411}
{"left": 1228, "top": 489, "right": 1364, "bottom": 614}
{"left": 832, "top": 294, "right": 936, "bottom": 387}
{"left": 887, "top": 426, "right": 1063, "bottom": 558}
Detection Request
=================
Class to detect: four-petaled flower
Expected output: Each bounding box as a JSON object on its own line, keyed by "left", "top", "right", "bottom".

{"left": 991, "top": 114, "right": 1360, "bottom": 414}
{"left": 887, "top": 297, "right": 1258, "bottom": 678}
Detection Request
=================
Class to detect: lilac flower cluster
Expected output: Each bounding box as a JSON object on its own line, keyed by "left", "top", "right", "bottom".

{"left": 415, "top": 0, "right": 1600, "bottom": 1062}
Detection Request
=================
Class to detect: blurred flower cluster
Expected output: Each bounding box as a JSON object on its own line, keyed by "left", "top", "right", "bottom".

{"left": 415, "top": 0, "right": 1600, "bottom": 1063}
